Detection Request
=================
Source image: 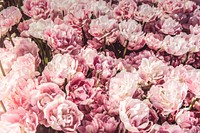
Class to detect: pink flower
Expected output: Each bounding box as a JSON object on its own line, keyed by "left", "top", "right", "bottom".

{"left": 119, "top": 19, "right": 145, "bottom": 50}
{"left": 43, "top": 97, "right": 84, "bottom": 132}
{"left": 93, "top": 113, "right": 119, "bottom": 133}
{"left": 158, "top": 0, "right": 185, "bottom": 14}
{"left": 109, "top": 71, "right": 139, "bottom": 102}
{"left": 163, "top": 34, "right": 191, "bottom": 56}
{"left": 44, "top": 23, "right": 82, "bottom": 53}
{"left": 148, "top": 80, "right": 188, "bottom": 115}
{"left": 138, "top": 57, "right": 168, "bottom": 85}
{"left": 113, "top": 0, "right": 137, "bottom": 20}
{"left": 42, "top": 53, "right": 78, "bottom": 86}
{"left": 0, "top": 121, "right": 21, "bottom": 133}
{"left": 0, "top": 6, "right": 22, "bottom": 37}
{"left": 145, "top": 33, "right": 164, "bottom": 50}
{"left": 151, "top": 122, "right": 183, "bottom": 133}
{"left": 157, "top": 16, "right": 182, "bottom": 35}
{"left": 4, "top": 37, "right": 40, "bottom": 66}
{"left": 1, "top": 107, "right": 38, "bottom": 133}
{"left": 175, "top": 109, "right": 198, "bottom": 130}
{"left": 22, "top": 0, "right": 50, "bottom": 19}
{"left": 17, "top": 19, "right": 33, "bottom": 37}
{"left": 89, "top": 15, "right": 119, "bottom": 46}
{"left": 134, "top": 4, "right": 161, "bottom": 22}
{"left": 119, "top": 97, "right": 151, "bottom": 132}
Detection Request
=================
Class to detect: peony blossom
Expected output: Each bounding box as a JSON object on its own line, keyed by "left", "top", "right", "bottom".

{"left": 22, "top": 0, "right": 50, "bottom": 19}
{"left": 109, "top": 71, "right": 139, "bottom": 102}
{"left": 43, "top": 96, "right": 84, "bottom": 132}
{"left": 0, "top": 121, "right": 21, "bottom": 133}
{"left": 41, "top": 53, "right": 78, "bottom": 86}
{"left": 119, "top": 97, "right": 151, "bottom": 132}
{"left": 0, "top": 6, "right": 22, "bottom": 37}
{"left": 148, "top": 80, "right": 188, "bottom": 115}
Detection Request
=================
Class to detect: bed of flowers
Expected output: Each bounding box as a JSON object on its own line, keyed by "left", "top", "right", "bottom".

{"left": 0, "top": 0, "right": 200, "bottom": 132}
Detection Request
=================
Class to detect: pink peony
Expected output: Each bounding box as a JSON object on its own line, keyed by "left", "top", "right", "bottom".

{"left": 0, "top": 6, "right": 22, "bottom": 37}
{"left": 134, "top": 4, "right": 161, "bottom": 22}
{"left": 41, "top": 53, "right": 78, "bottom": 86}
{"left": 43, "top": 97, "right": 84, "bottom": 132}
{"left": 119, "top": 19, "right": 145, "bottom": 50}
{"left": 1, "top": 107, "right": 38, "bottom": 133}
{"left": 0, "top": 121, "right": 21, "bottom": 133}
{"left": 175, "top": 109, "right": 199, "bottom": 130}
{"left": 150, "top": 122, "right": 183, "bottom": 133}
{"left": 88, "top": 15, "right": 119, "bottom": 46}
{"left": 22, "top": 0, "right": 50, "bottom": 19}
{"left": 119, "top": 97, "right": 152, "bottom": 132}
{"left": 44, "top": 23, "right": 82, "bottom": 53}
{"left": 138, "top": 57, "right": 168, "bottom": 85}
{"left": 113, "top": 0, "right": 137, "bottom": 20}
{"left": 148, "top": 80, "right": 188, "bottom": 115}
{"left": 145, "top": 33, "right": 164, "bottom": 50}
{"left": 109, "top": 71, "right": 139, "bottom": 102}
{"left": 66, "top": 72, "right": 96, "bottom": 105}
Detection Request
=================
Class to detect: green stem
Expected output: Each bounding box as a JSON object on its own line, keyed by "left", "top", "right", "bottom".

{"left": 188, "top": 97, "right": 198, "bottom": 110}
{"left": 0, "top": 60, "right": 5, "bottom": 76}
{"left": 123, "top": 40, "right": 128, "bottom": 57}
{"left": 6, "top": 32, "right": 15, "bottom": 46}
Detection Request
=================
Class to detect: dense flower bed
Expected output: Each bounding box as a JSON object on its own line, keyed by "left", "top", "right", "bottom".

{"left": 0, "top": 0, "right": 200, "bottom": 133}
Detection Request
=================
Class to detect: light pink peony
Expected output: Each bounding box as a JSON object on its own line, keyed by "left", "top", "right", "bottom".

{"left": 134, "top": 4, "right": 161, "bottom": 22}
{"left": 1, "top": 107, "right": 38, "bottom": 133}
{"left": 44, "top": 23, "right": 82, "bottom": 53}
{"left": 148, "top": 80, "right": 188, "bottom": 115}
{"left": 0, "top": 121, "right": 21, "bottom": 133}
{"left": 175, "top": 109, "right": 199, "bottom": 130}
{"left": 163, "top": 34, "right": 191, "bottom": 56}
{"left": 0, "top": 6, "right": 22, "bottom": 37}
{"left": 22, "top": 0, "right": 50, "bottom": 19}
{"left": 113, "top": 0, "right": 137, "bottom": 20}
{"left": 42, "top": 53, "right": 78, "bottom": 86}
{"left": 157, "top": 16, "right": 182, "bottom": 35}
{"left": 119, "top": 19, "right": 145, "bottom": 50}
{"left": 43, "top": 97, "right": 84, "bottom": 132}
{"left": 119, "top": 97, "right": 151, "bottom": 132}
{"left": 138, "top": 57, "right": 168, "bottom": 85}
{"left": 145, "top": 33, "right": 164, "bottom": 50}
{"left": 150, "top": 122, "right": 183, "bottom": 133}
{"left": 109, "top": 71, "right": 139, "bottom": 102}
{"left": 88, "top": 15, "right": 119, "bottom": 46}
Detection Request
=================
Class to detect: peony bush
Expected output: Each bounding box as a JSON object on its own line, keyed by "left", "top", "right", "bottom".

{"left": 0, "top": 0, "right": 200, "bottom": 132}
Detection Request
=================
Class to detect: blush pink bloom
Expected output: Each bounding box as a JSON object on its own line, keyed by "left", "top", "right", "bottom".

{"left": 145, "top": 33, "right": 164, "bottom": 50}
{"left": 17, "top": 19, "right": 33, "bottom": 37}
{"left": 44, "top": 23, "right": 82, "bottom": 53}
{"left": 119, "top": 19, "right": 145, "bottom": 50}
{"left": 157, "top": 0, "right": 185, "bottom": 14}
{"left": 43, "top": 97, "right": 84, "bottom": 132}
{"left": 150, "top": 122, "right": 183, "bottom": 133}
{"left": 1, "top": 107, "right": 38, "bottom": 133}
{"left": 163, "top": 34, "right": 191, "bottom": 56}
{"left": 22, "top": 0, "right": 50, "bottom": 19}
{"left": 157, "top": 16, "right": 182, "bottom": 35}
{"left": 0, "top": 6, "right": 22, "bottom": 37}
{"left": 109, "top": 71, "right": 139, "bottom": 102}
{"left": 0, "top": 121, "right": 21, "bottom": 133}
{"left": 148, "top": 80, "right": 188, "bottom": 115}
{"left": 138, "top": 57, "right": 168, "bottom": 85}
{"left": 134, "top": 4, "right": 161, "bottom": 22}
{"left": 175, "top": 109, "right": 198, "bottom": 130}
{"left": 113, "top": 0, "right": 137, "bottom": 20}
{"left": 119, "top": 97, "right": 151, "bottom": 132}
{"left": 88, "top": 15, "right": 119, "bottom": 46}
{"left": 66, "top": 72, "right": 96, "bottom": 105}
{"left": 42, "top": 53, "right": 78, "bottom": 86}
{"left": 28, "top": 18, "right": 54, "bottom": 39}
{"left": 0, "top": 48, "right": 17, "bottom": 79}
{"left": 4, "top": 37, "right": 40, "bottom": 66}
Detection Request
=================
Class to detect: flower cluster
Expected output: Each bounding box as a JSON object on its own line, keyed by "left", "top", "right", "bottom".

{"left": 0, "top": 0, "right": 200, "bottom": 133}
